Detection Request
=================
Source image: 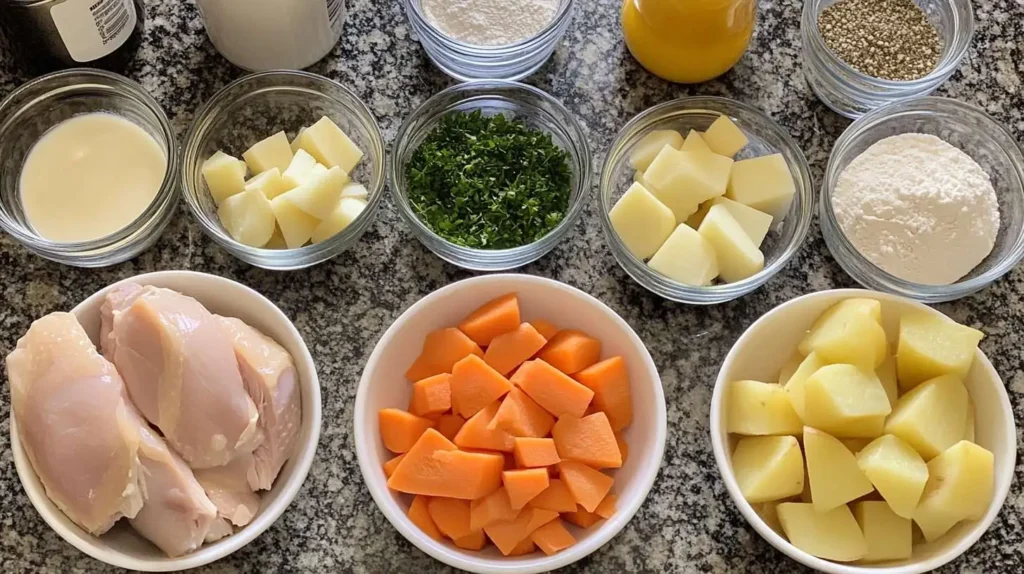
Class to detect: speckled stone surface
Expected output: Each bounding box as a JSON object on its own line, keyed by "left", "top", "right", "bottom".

{"left": 0, "top": 0, "right": 1022, "bottom": 572}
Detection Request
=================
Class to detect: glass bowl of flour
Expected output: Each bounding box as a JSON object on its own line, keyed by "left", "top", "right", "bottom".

{"left": 403, "top": 0, "right": 575, "bottom": 81}
{"left": 821, "top": 96, "right": 1024, "bottom": 303}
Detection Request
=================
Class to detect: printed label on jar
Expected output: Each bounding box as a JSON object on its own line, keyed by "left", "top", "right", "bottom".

{"left": 50, "top": 0, "right": 137, "bottom": 63}
{"left": 326, "top": 0, "right": 346, "bottom": 36}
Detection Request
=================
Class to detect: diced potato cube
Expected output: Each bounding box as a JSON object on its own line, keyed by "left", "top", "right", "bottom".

{"left": 876, "top": 354, "right": 898, "bottom": 408}
{"left": 242, "top": 131, "right": 294, "bottom": 175}
{"left": 804, "top": 427, "right": 874, "bottom": 512}
{"left": 853, "top": 501, "right": 913, "bottom": 562}
{"left": 914, "top": 441, "right": 994, "bottom": 542}
{"left": 856, "top": 435, "right": 927, "bottom": 518}
{"left": 244, "top": 167, "right": 293, "bottom": 200}
{"left": 202, "top": 150, "right": 247, "bottom": 204}
{"left": 311, "top": 197, "right": 367, "bottom": 244}
{"left": 798, "top": 298, "right": 887, "bottom": 370}
{"left": 299, "top": 116, "right": 363, "bottom": 173}
{"left": 629, "top": 129, "right": 683, "bottom": 171}
{"left": 884, "top": 374, "right": 968, "bottom": 460}
{"left": 964, "top": 398, "right": 975, "bottom": 443}
{"left": 726, "top": 154, "right": 796, "bottom": 220}
{"left": 290, "top": 127, "right": 306, "bottom": 153}
{"left": 341, "top": 182, "right": 369, "bottom": 200}
{"left": 217, "top": 187, "right": 276, "bottom": 247}
{"left": 648, "top": 224, "right": 719, "bottom": 286}
{"left": 609, "top": 182, "right": 676, "bottom": 260}
{"left": 777, "top": 352, "right": 803, "bottom": 386}
{"left": 270, "top": 195, "right": 319, "bottom": 248}
{"left": 727, "top": 380, "right": 803, "bottom": 436}
{"left": 633, "top": 169, "right": 646, "bottom": 184}
{"left": 277, "top": 165, "right": 347, "bottom": 219}
{"left": 698, "top": 204, "right": 764, "bottom": 283}
{"left": 755, "top": 502, "right": 785, "bottom": 535}
{"left": 896, "top": 311, "right": 984, "bottom": 391}
{"left": 776, "top": 503, "right": 867, "bottom": 562}
{"left": 282, "top": 149, "right": 320, "bottom": 188}
{"left": 840, "top": 438, "right": 872, "bottom": 453}
{"left": 680, "top": 129, "right": 711, "bottom": 154}
{"left": 645, "top": 146, "right": 734, "bottom": 221}
{"left": 804, "top": 364, "right": 891, "bottom": 438}
{"left": 782, "top": 352, "right": 825, "bottom": 421}
{"left": 264, "top": 225, "right": 287, "bottom": 249}
{"left": 702, "top": 115, "right": 748, "bottom": 158}
{"left": 732, "top": 436, "right": 804, "bottom": 503}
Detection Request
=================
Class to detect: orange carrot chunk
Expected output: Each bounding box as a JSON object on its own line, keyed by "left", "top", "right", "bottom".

{"left": 388, "top": 429, "right": 503, "bottom": 499}
{"left": 431, "top": 450, "right": 505, "bottom": 499}
{"left": 379, "top": 408, "right": 434, "bottom": 454}
{"left": 450, "top": 354, "right": 513, "bottom": 418}
{"left": 459, "top": 293, "right": 521, "bottom": 347}
{"left": 559, "top": 461, "right": 614, "bottom": 512}
{"left": 406, "top": 327, "right": 484, "bottom": 382}
{"left": 511, "top": 360, "right": 594, "bottom": 418}
{"left": 551, "top": 412, "right": 623, "bottom": 469}
{"left": 573, "top": 356, "right": 633, "bottom": 432}
{"left": 562, "top": 506, "right": 603, "bottom": 528}
{"left": 503, "top": 468, "right": 551, "bottom": 510}
{"left": 595, "top": 493, "right": 618, "bottom": 519}
{"left": 483, "top": 509, "right": 532, "bottom": 556}
{"left": 529, "top": 319, "right": 560, "bottom": 341}
{"left": 525, "top": 508, "right": 558, "bottom": 533}
{"left": 427, "top": 497, "right": 473, "bottom": 540}
{"left": 491, "top": 387, "right": 555, "bottom": 438}
{"left": 513, "top": 437, "right": 561, "bottom": 468}
{"left": 527, "top": 479, "right": 577, "bottom": 513}
{"left": 616, "top": 433, "right": 629, "bottom": 464}
{"left": 437, "top": 414, "right": 467, "bottom": 441}
{"left": 537, "top": 329, "right": 602, "bottom": 374}
{"left": 408, "top": 495, "right": 443, "bottom": 541}
{"left": 453, "top": 529, "right": 487, "bottom": 551}
{"left": 409, "top": 373, "right": 452, "bottom": 417}
{"left": 532, "top": 518, "right": 577, "bottom": 555}
{"left": 454, "top": 400, "right": 515, "bottom": 452}
{"left": 470, "top": 488, "right": 519, "bottom": 531}
{"left": 484, "top": 323, "right": 549, "bottom": 376}
{"left": 383, "top": 453, "right": 406, "bottom": 478}
{"left": 507, "top": 538, "right": 537, "bottom": 556}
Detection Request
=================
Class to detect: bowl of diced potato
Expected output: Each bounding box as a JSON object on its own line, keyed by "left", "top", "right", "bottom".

{"left": 710, "top": 289, "right": 1016, "bottom": 573}
{"left": 598, "top": 97, "right": 813, "bottom": 304}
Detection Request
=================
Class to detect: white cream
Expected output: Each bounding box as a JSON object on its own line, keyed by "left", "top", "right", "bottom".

{"left": 20, "top": 112, "right": 166, "bottom": 243}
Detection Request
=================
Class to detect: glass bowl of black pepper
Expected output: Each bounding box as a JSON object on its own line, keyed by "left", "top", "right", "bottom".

{"left": 801, "top": 0, "right": 974, "bottom": 118}
{"left": 389, "top": 80, "right": 591, "bottom": 271}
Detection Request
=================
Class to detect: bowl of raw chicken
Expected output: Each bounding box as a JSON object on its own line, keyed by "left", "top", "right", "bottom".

{"left": 6, "top": 271, "right": 321, "bottom": 571}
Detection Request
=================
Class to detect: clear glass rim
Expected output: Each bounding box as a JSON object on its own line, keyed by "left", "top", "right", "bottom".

{"left": 404, "top": 0, "right": 575, "bottom": 53}
{"left": 820, "top": 96, "right": 1024, "bottom": 300}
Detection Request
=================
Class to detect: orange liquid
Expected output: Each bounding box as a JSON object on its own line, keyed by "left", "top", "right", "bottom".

{"left": 621, "top": 0, "right": 757, "bottom": 84}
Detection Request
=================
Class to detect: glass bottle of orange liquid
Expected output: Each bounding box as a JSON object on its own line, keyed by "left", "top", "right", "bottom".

{"left": 621, "top": 0, "right": 757, "bottom": 84}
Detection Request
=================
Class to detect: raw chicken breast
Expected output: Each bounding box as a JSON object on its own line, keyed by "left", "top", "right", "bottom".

{"left": 102, "top": 284, "right": 262, "bottom": 469}
{"left": 194, "top": 454, "right": 262, "bottom": 542}
{"left": 6, "top": 313, "right": 144, "bottom": 535}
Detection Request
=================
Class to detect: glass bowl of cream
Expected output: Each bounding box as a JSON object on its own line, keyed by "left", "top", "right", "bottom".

{"left": 0, "top": 69, "right": 178, "bottom": 268}
{"left": 821, "top": 97, "right": 1024, "bottom": 303}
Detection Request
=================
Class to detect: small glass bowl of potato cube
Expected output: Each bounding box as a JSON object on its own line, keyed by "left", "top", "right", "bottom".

{"left": 182, "top": 70, "right": 385, "bottom": 270}
{"left": 599, "top": 97, "right": 813, "bottom": 304}
{"left": 710, "top": 290, "right": 1015, "bottom": 573}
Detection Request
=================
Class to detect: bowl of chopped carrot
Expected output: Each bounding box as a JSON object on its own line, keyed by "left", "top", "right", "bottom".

{"left": 354, "top": 274, "right": 666, "bottom": 572}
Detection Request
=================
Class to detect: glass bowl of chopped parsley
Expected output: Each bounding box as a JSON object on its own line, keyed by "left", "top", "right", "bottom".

{"left": 389, "top": 80, "right": 591, "bottom": 271}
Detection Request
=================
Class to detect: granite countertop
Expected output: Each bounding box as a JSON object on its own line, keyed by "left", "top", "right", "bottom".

{"left": 1, "top": 0, "right": 1022, "bottom": 572}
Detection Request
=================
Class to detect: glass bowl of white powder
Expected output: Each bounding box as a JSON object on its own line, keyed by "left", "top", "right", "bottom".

{"left": 821, "top": 96, "right": 1024, "bottom": 303}
{"left": 403, "top": 0, "right": 575, "bottom": 81}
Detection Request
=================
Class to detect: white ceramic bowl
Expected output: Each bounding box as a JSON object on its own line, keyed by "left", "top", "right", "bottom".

{"left": 355, "top": 274, "right": 666, "bottom": 573}
{"left": 710, "top": 289, "right": 1016, "bottom": 573}
{"left": 9, "top": 271, "right": 322, "bottom": 571}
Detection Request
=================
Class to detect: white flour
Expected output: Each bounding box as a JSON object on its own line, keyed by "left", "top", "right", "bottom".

{"left": 421, "top": 0, "right": 560, "bottom": 46}
{"left": 832, "top": 133, "right": 1000, "bottom": 285}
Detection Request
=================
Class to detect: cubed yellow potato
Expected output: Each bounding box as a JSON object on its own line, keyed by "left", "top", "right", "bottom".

{"left": 311, "top": 197, "right": 367, "bottom": 244}
{"left": 804, "top": 364, "right": 891, "bottom": 438}
{"left": 853, "top": 501, "right": 913, "bottom": 562}
{"left": 609, "top": 182, "right": 676, "bottom": 260}
{"left": 633, "top": 169, "right": 647, "bottom": 185}
{"left": 290, "top": 127, "right": 306, "bottom": 153}
{"left": 840, "top": 438, "right": 872, "bottom": 454}
{"left": 914, "top": 441, "right": 994, "bottom": 542}
{"left": 629, "top": 130, "right": 684, "bottom": 171}
{"left": 964, "top": 398, "right": 975, "bottom": 443}
{"left": 756, "top": 502, "right": 785, "bottom": 535}
{"left": 777, "top": 352, "right": 803, "bottom": 386}
{"left": 726, "top": 153, "right": 796, "bottom": 220}
{"left": 782, "top": 352, "right": 825, "bottom": 421}
{"left": 876, "top": 354, "right": 898, "bottom": 408}
{"left": 270, "top": 195, "right": 319, "bottom": 248}
{"left": 264, "top": 225, "right": 287, "bottom": 249}
{"left": 299, "top": 116, "right": 363, "bottom": 173}
{"left": 202, "top": 150, "right": 247, "bottom": 204}
{"left": 804, "top": 427, "right": 874, "bottom": 512}
{"left": 648, "top": 224, "right": 719, "bottom": 286}
{"left": 217, "top": 187, "right": 276, "bottom": 247}
{"left": 340, "top": 182, "right": 369, "bottom": 200}
{"left": 856, "top": 435, "right": 927, "bottom": 519}
{"left": 680, "top": 129, "right": 711, "bottom": 154}
{"left": 727, "top": 380, "right": 803, "bottom": 436}
{"left": 698, "top": 204, "right": 764, "bottom": 283}
{"left": 686, "top": 197, "right": 773, "bottom": 248}
{"left": 732, "top": 435, "right": 804, "bottom": 503}
{"left": 644, "top": 146, "right": 734, "bottom": 221}
{"left": 242, "top": 131, "right": 294, "bottom": 175}
{"left": 277, "top": 165, "right": 347, "bottom": 220}
{"left": 896, "top": 311, "right": 985, "bottom": 391}
{"left": 282, "top": 149, "right": 320, "bottom": 188}
{"left": 798, "top": 298, "right": 887, "bottom": 370}
{"left": 244, "top": 167, "right": 293, "bottom": 200}
{"left": 884, "top": 374, "right": 968, "bottom": 460}
{"left": 776, "top": 503, "right": 867, "bottom": 562}
{"left": 702, "top": 114, "right": 748, "bottom": 158}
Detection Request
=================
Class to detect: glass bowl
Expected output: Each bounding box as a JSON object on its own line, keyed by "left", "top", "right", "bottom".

{"left": 801, "top": 0, "right": 974, "bottom": 118}
{"left": 402, "top": 0, "right": 575, "bottom": 81}
{"left": 181, "top": 70, "right": 386, "bottom": 271}
{"left": 0, "top": 69, "right": 178, "bottom": 267}
{"left": 598, "top": 97, "right": 814, "bottom": 305}
{"left": 820, "top": 97, "right": 1024, "bottom": 303}
{"left": 389, "top": 80, "right": 591, "bottom": 271}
